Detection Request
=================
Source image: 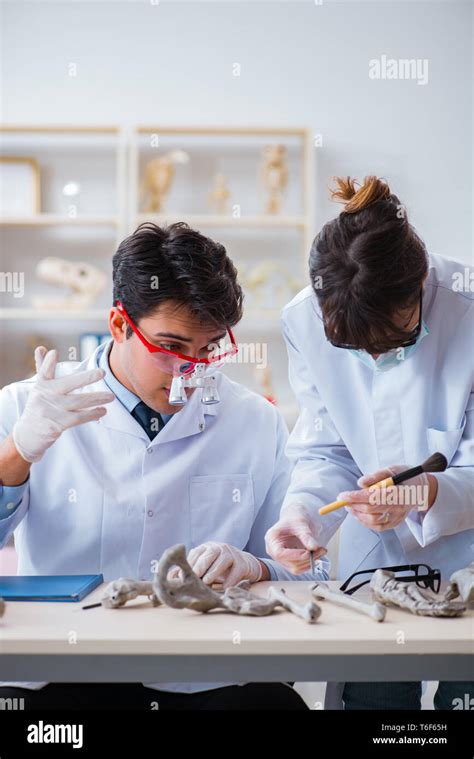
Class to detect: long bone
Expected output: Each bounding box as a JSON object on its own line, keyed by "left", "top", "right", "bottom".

{"left": 102, "top": 579, "right": 159, "bottom": 608}
{"left": 311, "top": 582, "right": 386, "bottom": 622}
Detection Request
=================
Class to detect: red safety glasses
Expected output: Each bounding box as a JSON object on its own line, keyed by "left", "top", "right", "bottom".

{"left": 116, "top": 300, "right": 238, "bottom": 376}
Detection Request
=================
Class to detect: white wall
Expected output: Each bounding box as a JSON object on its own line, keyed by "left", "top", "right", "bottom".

{"left": 2, "top": 0, "right": 472, "bottom": 263}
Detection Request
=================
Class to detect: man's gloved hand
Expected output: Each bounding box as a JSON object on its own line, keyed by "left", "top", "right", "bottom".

{"left": 12, "top": 346, "right": 115, "bottom": 463}
{"left": 264, "top": 503, "right": 327, "bottom": 574}
{"left": 339, "top": 465, "right": 430, "bottom": 532}
{"left": 178, "top": 542, "right": 264, "bottom": 589}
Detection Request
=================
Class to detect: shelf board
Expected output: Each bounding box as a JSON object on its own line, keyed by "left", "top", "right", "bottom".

{"left": 0, "top": 215, "right": 119, "bottom": 227}
{"left": 0, "top": 308, "right": 282, "bottom": 327}
{"left": 0, "top": 309, "right": 108, "bottom": 320}
{"left": 135, "top": 214, "right": 306, "bottom": 229}
{"left": 137, "top": 126, "right": 308, "bottom": 136}
{"left": 1, "top": 126, "right": 119, "bottom": 134}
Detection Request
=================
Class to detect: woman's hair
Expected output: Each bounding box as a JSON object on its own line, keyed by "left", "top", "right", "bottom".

{"left": 113, "top": 221, "right": 243, "bottom": 338}
{"left": 309, "top": 176, "right": 428, "bottom": 354}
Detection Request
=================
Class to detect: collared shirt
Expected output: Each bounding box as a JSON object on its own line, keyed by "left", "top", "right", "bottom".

{"left": 97, "top": 340, "right": 173, "bottom": 425}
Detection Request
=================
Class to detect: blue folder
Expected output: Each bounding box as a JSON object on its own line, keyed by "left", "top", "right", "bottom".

{"left": 0, "top": 574, "right": 104, "bottom": 602}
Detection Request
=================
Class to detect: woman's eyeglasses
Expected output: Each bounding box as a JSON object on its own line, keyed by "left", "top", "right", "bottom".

{"left": 340, "top": 563, "right": 441, "bottom": 596}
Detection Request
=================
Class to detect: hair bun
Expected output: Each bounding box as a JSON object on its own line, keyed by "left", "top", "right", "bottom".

{"left": 330, "top": 175, "right": 392, "bottom": 214}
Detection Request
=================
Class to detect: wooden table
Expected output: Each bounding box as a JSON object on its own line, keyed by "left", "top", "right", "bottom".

{"left": 0, "top": 581, "right": 472, "bottom": 682}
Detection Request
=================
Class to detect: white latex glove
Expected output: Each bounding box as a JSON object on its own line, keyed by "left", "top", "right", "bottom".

{"left": 12, "top": 346, "right": 115, "bottom": 463}
{"left": 184, "top": 542, "right": 264, "bottom": 589}
{"left": 338, "top": 465, "right": 430, "bottom": 532}
{"left": 265, "top": 503, "right": 327, "bottom": 574}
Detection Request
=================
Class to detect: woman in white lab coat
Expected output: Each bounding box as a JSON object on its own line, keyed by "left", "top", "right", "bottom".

{"left": 266, "top": 176, "right": 474, "bottom": 710}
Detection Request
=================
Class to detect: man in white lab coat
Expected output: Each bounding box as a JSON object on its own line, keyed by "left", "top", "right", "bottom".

{"left": 266, "top": 176, "right": 474, "bottom": 710}
{"left": 0, "top": 221, "right": 325, "bottom": 710}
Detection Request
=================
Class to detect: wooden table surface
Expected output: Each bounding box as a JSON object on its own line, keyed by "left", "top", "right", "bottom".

{"left": 1, "top": 581, "right": 472, "bottom": 682}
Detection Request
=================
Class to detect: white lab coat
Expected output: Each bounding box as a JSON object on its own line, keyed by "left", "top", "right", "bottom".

{"left": 0, "top": 344, "right": 327, "bottom": 694}
{"left": 281, "top": 252, "right": 474, "bottom": 582}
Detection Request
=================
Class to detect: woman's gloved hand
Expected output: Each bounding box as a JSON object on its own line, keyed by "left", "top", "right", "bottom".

{"left": 264, "top": 502, "right": 327, "bottom": 574}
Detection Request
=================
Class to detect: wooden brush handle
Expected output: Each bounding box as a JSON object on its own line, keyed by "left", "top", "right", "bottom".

{"left": 318, "top": 475, "right": 395, "bottom": 515}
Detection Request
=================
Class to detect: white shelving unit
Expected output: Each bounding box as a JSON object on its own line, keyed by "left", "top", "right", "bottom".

{"left": 130, "top": 125, "right": 315, "bottom": 271}
{"left": 1, "top": 125, "right": 315, "bottom": 420}
{"left": 129, "top": 126, "right": 315, "bottom": 416}
{"left": 0, "top": 126, "right": 127, "bottom": 384}
{"left": 0, "top": 215, "right": 119, "bottom": 226}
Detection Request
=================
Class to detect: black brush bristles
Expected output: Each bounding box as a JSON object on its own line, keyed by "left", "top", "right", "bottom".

{"left": 391, "top": 452, "right": 448, "bottom": 486}
{"left": 421, "top": 452, "right": 448, "bottom": 473}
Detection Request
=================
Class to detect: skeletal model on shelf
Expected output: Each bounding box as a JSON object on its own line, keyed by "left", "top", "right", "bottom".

{"left": 140, "top": 150, "right": 189, "bottom": 213}
{"left": 207, "top": 173, "right": 231, "bottom": 214}
{"left": 243, "top": 260, "right": 302, "bottom": 309}
{"left": 259, "top": 143, "right": 288, "bottom": 214}
{"left": 32, "top": 257, "right": 107, "bottom": 311}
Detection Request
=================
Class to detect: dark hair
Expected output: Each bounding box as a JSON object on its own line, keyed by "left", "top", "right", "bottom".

{"left": 113, "top": 222, "right": 243, "bottom": 337}
{"left": 309, "top": 176, "right": 428, "bottom": 353}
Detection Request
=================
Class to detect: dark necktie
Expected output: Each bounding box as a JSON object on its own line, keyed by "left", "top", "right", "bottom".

{"left": 131, "top": 401, "right": 164, "bottom": 441}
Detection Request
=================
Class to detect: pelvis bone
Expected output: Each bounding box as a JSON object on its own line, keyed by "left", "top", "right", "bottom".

{"left": 102, "top": 544, "right": 321, "bottom": 623}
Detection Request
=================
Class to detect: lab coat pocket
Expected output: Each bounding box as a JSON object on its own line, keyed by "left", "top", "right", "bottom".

{"left": 427, "top": 419, "right": 466, "bottom": 465}
{"left": 189, "top": 474, "right": 255, "bottom": 549}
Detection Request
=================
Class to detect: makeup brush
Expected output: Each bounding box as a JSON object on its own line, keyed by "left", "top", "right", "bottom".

{"left": 318, "top": 452, "right": 448, "bottom": 516}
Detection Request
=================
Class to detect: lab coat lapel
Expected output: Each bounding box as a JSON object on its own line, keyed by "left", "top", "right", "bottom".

{"left": 152, "top": 386, "right": 219, "bottom": 446}
{"left": 82, "top": 345, "right": 219, "bottom": 444}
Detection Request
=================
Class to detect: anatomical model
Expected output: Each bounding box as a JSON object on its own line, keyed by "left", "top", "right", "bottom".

{"left": 370, "top": 570, "right": 466, "bottom": 617}
{"left": 312, "top": 582, "right": 386, "bottom": 622}
{"left": 140, "top": 150, "right": 189, "bottom": 213}
{"left": 32, "top": 257, "right": 107, "bottom": 310}
{"left": 102, "top": 544, "right": 320, "bottom": 623}
{"left": 208, "top": 173, "right": 231, "bottom": 214}
{"left": 444, "top": 562, "right": 474, "bottom": 604}
{"left": 259, "top": 144, "right": 288, "bottom": 214}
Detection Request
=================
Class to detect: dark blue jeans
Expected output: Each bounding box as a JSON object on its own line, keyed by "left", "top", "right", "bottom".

{"left": 343, "top": 681, "right": 474, "bottom": 710}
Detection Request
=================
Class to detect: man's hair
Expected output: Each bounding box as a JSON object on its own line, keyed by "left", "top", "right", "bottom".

{"left": 113, "top": 222, "right": 243, "bottom": 337}
{"left": 309, "top": 176, "right": 428, "bottom": 354}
